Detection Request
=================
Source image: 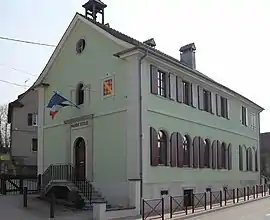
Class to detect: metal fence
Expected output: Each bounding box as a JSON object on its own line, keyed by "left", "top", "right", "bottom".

{"left": 141, "top": 184, "right": 270, "bottom": 219}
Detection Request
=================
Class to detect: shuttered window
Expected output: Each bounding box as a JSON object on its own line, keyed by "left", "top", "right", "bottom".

{"left": 170, "top": 132, "right": 178, "bottom": 167}
{"left": 150, "top": 127, "right": 158, "bottom": 166}
{"left": 221, "top": 142, "right": 227, "bottom": 169}
{"left": 241, "top": 106, "right": 247, "bottom": 126}
{"left": 220, "top": 96, "right": 228, "bottom": 118}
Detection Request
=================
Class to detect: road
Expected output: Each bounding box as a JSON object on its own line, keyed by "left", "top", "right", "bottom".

{"left": 187, "top": 198, "right": 270, "bottom": 220}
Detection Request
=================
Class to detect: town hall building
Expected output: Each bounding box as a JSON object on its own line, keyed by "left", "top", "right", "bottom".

{"left": 33, "top": 0, "right": 263, "bottom": 215}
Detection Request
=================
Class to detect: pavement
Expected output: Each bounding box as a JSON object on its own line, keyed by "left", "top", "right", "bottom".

{"left": 185, "top": 197, "right": 270, "bottom": 220}
{"left": 0, "top": 194, "right": 93, "bottom": 219}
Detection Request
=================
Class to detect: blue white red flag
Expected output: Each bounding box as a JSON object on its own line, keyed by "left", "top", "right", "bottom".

{"left": 47, "top": 91, "right": 79, "bottom": 119}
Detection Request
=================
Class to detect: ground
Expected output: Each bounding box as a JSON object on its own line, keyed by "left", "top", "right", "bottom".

{"left": 186, "top": 197, "right": 270, "bottom": 220}
{"left": 0, "top": 194, "right": 92, "bottom": 220}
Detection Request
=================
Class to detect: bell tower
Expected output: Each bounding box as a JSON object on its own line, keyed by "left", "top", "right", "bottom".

{"left": 82, "top": 0, "right": 107, "bottom": 24}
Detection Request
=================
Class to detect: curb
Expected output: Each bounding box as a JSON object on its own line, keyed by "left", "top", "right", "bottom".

{"left": 174, "top": 195, "right": 270, "bottom": 219}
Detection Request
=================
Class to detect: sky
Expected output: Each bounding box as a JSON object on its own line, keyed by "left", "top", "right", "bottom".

{"left": 0, "top": 0, "right": 269, "bottom": 132}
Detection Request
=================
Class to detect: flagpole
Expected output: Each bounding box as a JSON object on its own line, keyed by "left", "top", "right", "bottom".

{"left": 53, "top": 90, "right": 80, "bottom": 109}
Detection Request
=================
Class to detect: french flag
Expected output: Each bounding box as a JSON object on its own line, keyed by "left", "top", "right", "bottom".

{"left": 47, "top": 91, "right": 79, "bottom": 119}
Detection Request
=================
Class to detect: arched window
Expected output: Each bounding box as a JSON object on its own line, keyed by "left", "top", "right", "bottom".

{"left": 204, "top": 139, "right": 211, "bottom": 168}
{"left": 239, "top": 145, "right": 243, "bottom": 171}
{"left": 183, "top": 135, "right": 191, "bottom": 167}
{"left": 76, "top": 83, "right": 84, "bottom": 105}
{"left": 157, "top": 130, "right": 168, "bottom": 166}
{"left": 221, "top": 142, "right": 227, "bottom": 169}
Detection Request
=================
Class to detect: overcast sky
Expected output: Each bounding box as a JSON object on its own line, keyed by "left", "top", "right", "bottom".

{"left": 0, "top": 0, "right": 269, "bottom": 132}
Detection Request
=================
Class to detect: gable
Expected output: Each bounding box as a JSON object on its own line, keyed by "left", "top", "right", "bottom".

{"left": 34, "top": 13, "right": 133, "bottom": 87}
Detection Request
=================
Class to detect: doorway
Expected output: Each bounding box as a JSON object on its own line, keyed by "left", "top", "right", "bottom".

{"left": 184, "top": 189, "right": 193, "bottom": 207}
{"left": 74, "top": 137, "right": 86, "bottom": 180}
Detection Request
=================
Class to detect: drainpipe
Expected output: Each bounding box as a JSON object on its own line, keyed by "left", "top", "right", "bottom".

{"left": 138, "top": 50, "right": 148, "bottom": 200}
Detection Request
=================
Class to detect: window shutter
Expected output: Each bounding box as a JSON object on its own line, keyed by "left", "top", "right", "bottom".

{"left": 217, "top": 141, "right": 222, "bottom": 169}
{"left": 189, "top": 138, "right": 193, "bottom": 168}
{"left": 211, "top": 92, "right": 216, "bottom": 114}
{"left": 208, "top": 140, "right": 212, "bottom": 168}
{"left": 193, "top": 137, "right": 199, "bottom": 168}
{"left": 188, "top": 83, "right": 193, "bottom": 106}
{"left": 199, "top": 137, "right": 205, "bottom": 168}
{"left": 177, "top": 133, "right": 184, "bottom": 167}
{"left": 70, "top": 89, "right": 76, "bottom": 103}
{"left": 216, "top": 94, "right": 221, "bottom": 116}
{"left": 170, "top": 133, "right": 177, "bottom": 167}
{"left": 165, "top": 73, "right": 170, "bottom": 98}
{"left": 192, "top": 84, "right": 198, "bottom": 108}
{"left": 226, "top": 99, "right": 229, "bottom": 119}
{"left": 239, "top": 146, "right": 243, "bottom": 171}
{"left": 150, "top": 127, "right": 158, "bottom": 166}
{"left": 84, "top": 84, "right": 91, "bottom": 104}
{"left": 197, "top": 86, "right": 204, "bottom": 110}
{"left": 169, "top": 73, "right": 176, "bottom": 100}
{"left": 246, "top": 108, "right": 249, "bottom": 127}
{"left": 208, "top": 92, "right": 212, "bottom": 113}
{"left": 255, "top": 150, "right": 258, "bottom": 171}
{"left": 212, "top": 141, "right": 217, "bottom": 169}
{"left": 228, "top": 144, "right": 232, "bottom": 170}
{"left": 150, "top": 65, "right": 158, "bottom": 94}
{"left": 176, "top": 76, "right": 183, "bottom": 103}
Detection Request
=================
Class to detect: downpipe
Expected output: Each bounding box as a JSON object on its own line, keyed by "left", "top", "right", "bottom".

{"left": 138, "top": 50, "right": 148, "bottom": 203}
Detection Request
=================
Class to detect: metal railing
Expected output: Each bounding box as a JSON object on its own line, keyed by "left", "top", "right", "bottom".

{"left": 41, "top": 164, "right": 93, "bottom": 203}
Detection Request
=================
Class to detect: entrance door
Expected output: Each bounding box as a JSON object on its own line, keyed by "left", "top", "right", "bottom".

{"left": 184, "top": 189, "right": 193, "bottom": 207}
{"left": 74, "top": 137, "right": 86, "bottom": 180}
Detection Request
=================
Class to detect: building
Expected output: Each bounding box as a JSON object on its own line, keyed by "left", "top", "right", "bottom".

{"left": 8, "top": 89, "right": 38, "bottom": 167}
{"left": 260, "top": 132, "right": 270, "bottom": 179}
{"left": 33, "top": 0, "right": 263, "bottom": 214}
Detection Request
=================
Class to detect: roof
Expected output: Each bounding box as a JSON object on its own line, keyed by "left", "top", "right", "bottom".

{"left": 34, "top": 12, "right": 264, "bottom": 111}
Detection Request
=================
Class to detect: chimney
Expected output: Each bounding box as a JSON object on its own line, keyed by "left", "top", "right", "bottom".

{"left": 179, "top": 43, "right": 196, "bottom": 69}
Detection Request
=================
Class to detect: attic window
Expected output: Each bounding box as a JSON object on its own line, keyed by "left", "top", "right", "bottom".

{"left": 76, "top": 39, "right": 86, "bottom": 54}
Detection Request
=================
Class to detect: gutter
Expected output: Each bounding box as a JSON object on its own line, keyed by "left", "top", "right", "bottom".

{"left": 138, "top": 50, "right": 148, "bottom": 201}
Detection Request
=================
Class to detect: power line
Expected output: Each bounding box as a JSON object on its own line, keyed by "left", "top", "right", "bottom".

{"left": 0, "top": 36, "right": 56, "bottom": 47}
{"left": 0, "top": 64, "right": 38, "bottom": 77}
{"left": 0, "top": 79, "right": 30, "bottom": 88}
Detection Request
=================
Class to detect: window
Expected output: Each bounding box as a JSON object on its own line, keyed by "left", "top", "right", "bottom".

{"left": 76, "top": 83, "right": 84, "bottom": 105}
{"left": 220, "top": 97, "right": 228, "bottom": 118}
{"left": 241, "top": 106, "right": 247, "bottom": 126}
{"left": 250, "top": 113, "right": 256, "bottom": 130}
{"left": 203, "top": 89, "right": 212, "bottom": 112}
{"left": 157, "top": 70, "right": 167, "bottom": 97}
{"left": 32, "top": 138, "right": 38, "bottom": 152}
{"left": 28, "top": 113, "right": 38, "bottom": 126}
{"left": 183, "top": 81, "right": 192, "bottom": 106}
{"left": 28, "top": 113, "right": 33, "bottom": 126}
{"left": 157, "top": 130, "right": 168, "bottom": 165}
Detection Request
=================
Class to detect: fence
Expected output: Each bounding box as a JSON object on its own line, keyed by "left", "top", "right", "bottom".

{"left": 142, "top": 184, "right": 270, "bottom": 219}
{"left": 0, "top": 174, "right": 40, "bottom": 195}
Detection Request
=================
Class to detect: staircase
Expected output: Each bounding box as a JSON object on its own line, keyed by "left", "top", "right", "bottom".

{"left": 41, "top": 164, "right": 107, "bottom": 209}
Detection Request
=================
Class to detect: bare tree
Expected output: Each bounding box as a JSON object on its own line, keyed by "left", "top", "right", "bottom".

{"left": 0, "top": 104, "right": 10, "bottom": 153}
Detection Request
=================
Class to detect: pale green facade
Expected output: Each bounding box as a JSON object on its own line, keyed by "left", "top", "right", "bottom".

{"left": 35, "top": 13, "right": 263, "bottom": 206}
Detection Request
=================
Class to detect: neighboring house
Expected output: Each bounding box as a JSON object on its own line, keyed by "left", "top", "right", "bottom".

{"left": 8, "top": 89, "right": 38, "bottom": 166}
{"left": 33, "top": 0, "right": 263, "bottom": 213}
{"left": 260, "top": 132, "right": 270, "bottom": 178}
